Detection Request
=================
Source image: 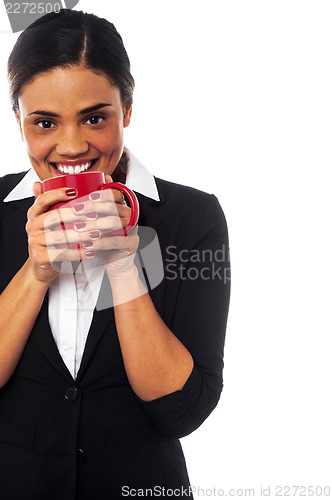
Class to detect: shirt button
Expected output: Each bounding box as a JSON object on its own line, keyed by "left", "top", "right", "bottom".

{"left": 78, "top": 448, "right": 87, "bottom": 465}
{"left": 64, "top": 386, "right": 79, "bottom": 402}
{"left": 63, "top": 344, "right": 71, "bottom": 352}
{"left": 65, "top": 296, "right": 73, "bottom": 304}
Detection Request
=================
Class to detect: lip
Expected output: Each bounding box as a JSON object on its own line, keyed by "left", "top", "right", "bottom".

{"left": 49, "top": 158, "right": 98, "bottom": 166}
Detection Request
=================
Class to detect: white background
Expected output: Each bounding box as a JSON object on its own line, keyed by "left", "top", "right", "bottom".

{"left": 0, "top": 1, "right": 331, "bottom": 498}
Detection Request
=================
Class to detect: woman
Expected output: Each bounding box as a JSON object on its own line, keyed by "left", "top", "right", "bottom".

{"left": 0, "top": 9, "right": 230, "bottom": 499}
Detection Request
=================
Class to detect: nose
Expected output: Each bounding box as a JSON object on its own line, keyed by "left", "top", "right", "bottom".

{"left": 55, "top": 126, "right": 89, "bottom": 157}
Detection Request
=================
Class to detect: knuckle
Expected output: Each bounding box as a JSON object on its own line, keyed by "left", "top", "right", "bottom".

{"left": 45, "top": 210, "right": 58, "bottom": 226}
{"left": 112, "top": 236, "right": 122, "bottom": 249}
{"left": 115, "top": 191, "right": 123, "bottom": 203}
{"left": 124, "top": 206, "right": 131, "bottom": 217}
{"left": 35, "top": 194, "right": 44, "bottom": 207}
{"left": 53, "top": 230, "right": 65, "bottom": 244}
{"left": 28, "top": 232, "right": 38, "bottom": 247}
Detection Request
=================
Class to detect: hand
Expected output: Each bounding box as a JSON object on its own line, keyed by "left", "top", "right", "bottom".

{"left": 26, "top": 181, "right": 79, "bottom": 284}
{"left": 31, "top": 175, "right": 138, "bottom": 277}
{"left": 68, "top": 175, "right": 139, "bottom": 273}
{"left": 98, "top": 225, "right": 139, "bottom": 277}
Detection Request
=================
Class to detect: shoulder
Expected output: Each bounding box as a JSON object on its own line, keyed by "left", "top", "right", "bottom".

{"left": 155, "top": 176, "right": 227, "bottom": 225}
{"left": 155, "top": 176, "right": 213, "bottom": 203}
{"left": 0, "top": 171, "right": 28, "bottom": 202}
{"left": 154, "top": 176, "right": 228, "bottom": 244}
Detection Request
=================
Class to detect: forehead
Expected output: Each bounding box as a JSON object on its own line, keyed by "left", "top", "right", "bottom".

{"left": 18, "top": 66, "right": 121, "bottom": 115}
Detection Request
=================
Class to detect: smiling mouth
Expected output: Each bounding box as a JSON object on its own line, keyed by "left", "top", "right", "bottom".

{"left": 51, "top": 159, "right": 98, "bottom": 174}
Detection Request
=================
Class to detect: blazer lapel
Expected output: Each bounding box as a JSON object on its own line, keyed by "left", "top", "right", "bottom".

{"left": 135, "top": 191, "right": 163, "bottom": 230}
{"left": 32, "top": 293, "right": 76, "bottom": 383}
{"left": 75, "top": 272, "right": 115, "bottom": 383}
{"left": 2, "top": 198, "right": 32, "bottom": 276}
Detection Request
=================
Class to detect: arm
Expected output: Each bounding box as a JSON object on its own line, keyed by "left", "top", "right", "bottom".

{"left": 0, "top": 260, "right": 48, "bottom": 388}
{"left": 105, "top": 193, "right": 231, "bottom": 438}
{"left": 0, "top": 184, "right": 79, "bottom": 388}
{"left": 106, "top": 267, "right": 194, "bottom": 401}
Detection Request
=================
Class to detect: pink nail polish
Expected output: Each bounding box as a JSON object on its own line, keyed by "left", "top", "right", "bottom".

{"left": 90, "top": 192, "right": 101, "bottom": 200}
{"left": 85, "top": 251, "right": 96, "bottom": 258}
{"left": 74, "top": 223, "right": 86, "bottom": 231}
{"left": 86, "top": 212, "right": 98, "bottom": 220}
{"left": 82, "top": 241, "right": 93, "bottom": 249}
{"left": 89, "top": 230, "right": 101, "bottom": 240}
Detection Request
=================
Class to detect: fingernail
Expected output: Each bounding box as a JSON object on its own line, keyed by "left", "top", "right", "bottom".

{"left": 73, "top": 203, "right": 84, "bottom": 212}
{"left": 74, "top": 222, "right": 86, "bottom": 231}
{"left": 85, "top": 251, "right": 96, "bottom": 258}
{"left": 82, "top": 241, "right": 93, "bottom": 249}
{"left": 89, "top": 230, "right": 101, "bottom": 240}
{"left": 65, "top": 188, "right": 77, "bottom": 197}
{"left": 90, "top": 192, "right": 101, "bottom": 201}
{"left": 86, "top": 212, "right": 98, "bottom": 220}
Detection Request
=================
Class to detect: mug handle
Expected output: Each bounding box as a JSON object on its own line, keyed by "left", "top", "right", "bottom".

{"left": 100, "top": 182, "right": 140, "bottom": 236}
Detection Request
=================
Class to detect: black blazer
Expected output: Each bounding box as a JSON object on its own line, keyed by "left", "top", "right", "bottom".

{"left": 0, "top": 171, "right": 230, "bottom": 500}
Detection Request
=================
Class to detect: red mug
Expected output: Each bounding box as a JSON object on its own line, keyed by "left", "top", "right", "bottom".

{"left": 41, "top": 171, "right": 139, "bottom": 248}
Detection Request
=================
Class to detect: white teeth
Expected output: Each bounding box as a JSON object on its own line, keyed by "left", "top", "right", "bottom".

{"left": 53, "top": 160, "right": 95, "bottom": 174}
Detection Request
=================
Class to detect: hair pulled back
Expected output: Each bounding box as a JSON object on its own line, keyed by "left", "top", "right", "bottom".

{"left": 7, "top": 9, "right": 135, "bottom": 112}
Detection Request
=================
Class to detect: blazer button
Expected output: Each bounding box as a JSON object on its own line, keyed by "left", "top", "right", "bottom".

{"left": 78, "top": 448, "right": 87, "bottom": 465}
{"left": 64, "top": 386, "right": 79, "bottom": 401}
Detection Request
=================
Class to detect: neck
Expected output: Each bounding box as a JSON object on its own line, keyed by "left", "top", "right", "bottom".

{"left": 112, "top": 151, "right": 127, "bottom": 184}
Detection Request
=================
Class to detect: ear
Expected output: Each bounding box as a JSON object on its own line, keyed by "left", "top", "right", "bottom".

{"left": 14, "top": 109, "right": 24, "bottom": 141}
{"left": 123, "top": 102, "right": 132, "bottom": 128}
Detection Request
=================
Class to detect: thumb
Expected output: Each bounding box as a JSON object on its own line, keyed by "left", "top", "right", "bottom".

{"left": 105, "top": 174, "right": 113, "bottom": 184}
{"left": 33, "top": 181, "right": 42, "bottom": 199}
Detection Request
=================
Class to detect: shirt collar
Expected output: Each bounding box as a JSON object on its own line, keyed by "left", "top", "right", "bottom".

{"left": 3, "top": 147, "right": 160, "bottom": 203}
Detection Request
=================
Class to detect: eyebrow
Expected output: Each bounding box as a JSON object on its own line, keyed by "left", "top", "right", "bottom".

{"left": 27, "top": 102, "right": 112, "bottom": 117}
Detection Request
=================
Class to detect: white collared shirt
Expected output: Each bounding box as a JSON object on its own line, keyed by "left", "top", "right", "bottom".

{"left": 4, "top": 148, "right": 160, "bottom": 379}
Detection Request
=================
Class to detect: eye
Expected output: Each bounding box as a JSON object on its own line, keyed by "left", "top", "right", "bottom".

{"left": 35, "top": 120, "right": 55, "bottom": 129}
{"left": 85, "top": 115, "right": 104, "bottom": 125}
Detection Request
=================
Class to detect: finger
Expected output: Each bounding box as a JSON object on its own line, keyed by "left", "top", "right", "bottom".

{"left": 77, "top": 232, "right": 139, "bottom": 253}
{"left": 28, "top": 187, "right": 78, "bottom": 218}
{"left": 45, "top": 226, "right": 106, "bottom": 246}
{"left": 71, "top": 213, "right": 131, "bottom": 233}
{"left": 45, "top": 218, "right": 130, "bottom": 246}
{"left": 42, "top": 205, "right": 100, "bottom": 229}
{"left": 72, "top": 199, "right": 128, "bottom": 217}
{"left": 88, "top": 188, "right": 124, "bottom": 204}
{"left": 47, "top": 245, "right": 98, "bottom": 264}
{"left": 41, "top": 203, "right": 130, "bottom": 235}
{"left": 33, "top": 181, "right": 43, "bottom": 199}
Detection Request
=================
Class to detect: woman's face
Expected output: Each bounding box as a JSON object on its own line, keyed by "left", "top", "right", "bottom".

{"left": 15, "top": 65, "right": 132, "bottom": 181}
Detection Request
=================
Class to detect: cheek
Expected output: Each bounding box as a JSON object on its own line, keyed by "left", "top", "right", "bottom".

{"left": 97, "top": 126, "right": 123, "bottom": 154}
{"left": 26, "top": 140, "right": 52, "bottom": 162}
{"left": 23, "top": 129, "right": 51, "bottom": 160}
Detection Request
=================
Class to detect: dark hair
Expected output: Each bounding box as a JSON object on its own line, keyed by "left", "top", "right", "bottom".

{"left": 7, "top": 9, "right": 135, "bottom": 112}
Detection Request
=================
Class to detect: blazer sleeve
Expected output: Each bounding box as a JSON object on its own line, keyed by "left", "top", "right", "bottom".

{"left": 136, "top": 193, "right": 231, "bottom": 438}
